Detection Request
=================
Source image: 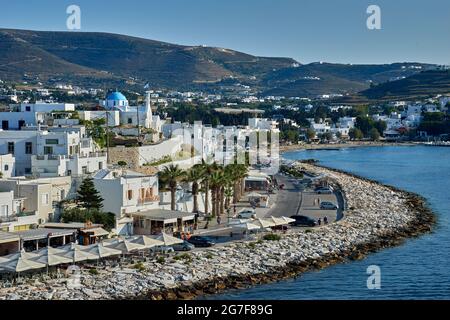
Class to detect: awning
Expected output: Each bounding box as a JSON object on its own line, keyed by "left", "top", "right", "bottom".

{"left": 0, "top": 231, "right": 20, "bottom": 244}
{"left": 153, "top": 233, "right": 183, "bottom": 246}
{"left": 83, "top": 227, "right": 110, "bottom": 237}
{"left": 133, "top": 209, "right": 195, "bottom": 223}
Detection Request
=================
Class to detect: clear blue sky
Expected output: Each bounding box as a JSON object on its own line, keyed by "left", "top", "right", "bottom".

{"left": 1, "top": 0, "right": 449, "bottom": 65}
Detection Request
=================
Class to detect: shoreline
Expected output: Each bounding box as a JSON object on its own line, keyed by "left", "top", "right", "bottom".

{"left": 0, "top": 163, "right": 436, "bottom": 300}
{"left": 143, "top": 164, "right": 436, "bottom": 300}
{"left": 279, "top": 141, "right": 417, "bottom": 152}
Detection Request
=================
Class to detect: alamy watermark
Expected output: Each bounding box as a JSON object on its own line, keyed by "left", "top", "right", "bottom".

{"left": 66, "top": 265, "right": 82, "bottom": 289}
{"left": 367, "top": 5, "right": 381, "bottom": 30}
{"left": 66, "top": 5, "right": 81, "bottom": 30}
{"left": 367, "top": 265, "right": 381, "bottom": 289}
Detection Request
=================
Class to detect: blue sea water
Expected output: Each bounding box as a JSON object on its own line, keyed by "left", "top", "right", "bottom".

{"left": 207, "top": 146, "right": 450, "bottom": 300}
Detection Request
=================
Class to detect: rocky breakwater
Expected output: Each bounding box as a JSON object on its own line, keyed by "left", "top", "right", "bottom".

{"left": 0, "top": 163, "right": 435, "bottom": 300}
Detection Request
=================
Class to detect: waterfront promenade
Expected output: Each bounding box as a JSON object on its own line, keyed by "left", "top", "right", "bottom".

{"left": 0, "top": 162, "right": 434, "bottom": 300}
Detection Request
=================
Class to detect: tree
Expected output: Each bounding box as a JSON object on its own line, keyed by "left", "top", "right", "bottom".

{"left": 306, "top": 128, "right": 316, "bottom": 141}
{"left": 77, "top": 177, "right": 104, "bottom": 210}
{"left": 61, "top": 208, "right": 115, "bottom": 231}
{"left": 349, "top": 128, "right": 364, "bottom": 140}
{"left": 183, "top": 166, "right": 204, "bottom": 213}
{"left": 160, "top": 165, "right": 186, "bottom": 210}
{"left": 199, "top": 161, "right": 219, "bottom": 216}
{"left": 370, "top": 128, "right": 381, "bottom": 141}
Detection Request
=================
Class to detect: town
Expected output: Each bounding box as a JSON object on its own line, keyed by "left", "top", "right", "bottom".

{"left": 0, "top": 80, "right": 447, "bottom": 298}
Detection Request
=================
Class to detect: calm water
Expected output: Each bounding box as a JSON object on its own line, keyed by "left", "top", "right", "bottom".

{"left": 208, "top": 146, "right": 450, "bottom": 300}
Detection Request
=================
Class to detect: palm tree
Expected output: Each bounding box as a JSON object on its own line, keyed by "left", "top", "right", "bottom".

{"left": 183, "top": 166, "right": 204, "bottom": 213}
{"left": 199, "top": 160, "right": 218, "bottom": 216}
{"left": 226, "top": 164, "right": 248, "bottom": 203}
{"left": 209, "top": 170, "right": 224, "bottom": 217}
{"left": 160, "top": 165, "right": 185, "bottom": 211}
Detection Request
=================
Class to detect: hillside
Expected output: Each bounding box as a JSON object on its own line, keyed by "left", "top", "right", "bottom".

{"left": 0, "top": 29, "right": 438, "bottom": 97}
{"left": 261, "top": 62, "right": 435, "bottom": 97}
{"left": 360, "top": 69, "right": 450, "bottom": 100}
{"left": 0, "top": 29, "right": 296, "bottom": 90}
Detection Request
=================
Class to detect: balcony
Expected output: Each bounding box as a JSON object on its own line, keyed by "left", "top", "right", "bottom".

{"left": 137, "top": 195, "right": 160, "bottom": 205}
{"left": 0, "top": 211, "right": 36, "bottom": 223}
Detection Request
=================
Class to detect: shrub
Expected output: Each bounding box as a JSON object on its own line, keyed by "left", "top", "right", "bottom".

{"left": 133, "top": 262, "right": 146, "bottom": 272}
{"left": 263, "top": 233, "right": 281, "bottom": 241}
{"left": 88, "top": 268, "right": 99, "bottom": 275}
{"left": 156, "top": 257, "right": 165, "bottom": 264}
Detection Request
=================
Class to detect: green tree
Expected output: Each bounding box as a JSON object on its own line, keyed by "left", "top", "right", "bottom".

{"left": 349, "top": 128, "right": 364, "bottom": 140}
{"left": 183, "top": 166, "right": 204, "bottom": 213}
{"left": 160, "top": 165, "right": 186, "bottom": 211}
{"left": 61, "top": 208, "right": 115, "bottom": 231}
{"left": 77, "top": 177, "right": 104, "bottom": 210}
{"left": 370, "top": 128, "right": 381, "bottom": 141}
{"left": 306, "top": 128, "right": 316, "bottom": 141}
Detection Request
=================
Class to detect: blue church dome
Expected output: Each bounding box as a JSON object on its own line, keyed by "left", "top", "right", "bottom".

{"left": 106, "top": 91, "right": 127, "bottom": 101}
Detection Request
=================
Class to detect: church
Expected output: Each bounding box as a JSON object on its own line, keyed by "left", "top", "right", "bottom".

{"left": 100, "top": 91, "right": 162, "bottom": 132}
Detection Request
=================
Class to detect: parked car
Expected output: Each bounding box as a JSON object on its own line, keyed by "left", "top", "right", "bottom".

{"left": 237, "top": 209, "right": 256, "bottom": 219}
{"left": 187, "top": 236, "right": 216, "bottom": 247}
{"left": 172, "top": 241, "right": 195, "bottom": 251}
{"left": 320, "top": 202, "right": 338, "bottom": 210}
{"left": 315, "top": 187, "right": 333, "bottom": 194}
{"left": 289, "top": 215, "right": 317, "bottom": 227}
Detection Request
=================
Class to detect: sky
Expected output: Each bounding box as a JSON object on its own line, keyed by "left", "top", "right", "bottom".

{"left": 0, "top": 0, "right": 449, "bottom": 65}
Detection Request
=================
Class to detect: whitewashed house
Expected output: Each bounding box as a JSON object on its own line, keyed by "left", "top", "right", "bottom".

{"left": 92, "top": 169, "right": 160, "bottom": 235}
{"left": 0, "top": 154, "right": 15, "bottom": 178}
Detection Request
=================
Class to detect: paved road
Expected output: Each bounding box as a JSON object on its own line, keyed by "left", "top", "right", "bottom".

{"left": 260, "top": 174, "right": 302, "bottom": 218}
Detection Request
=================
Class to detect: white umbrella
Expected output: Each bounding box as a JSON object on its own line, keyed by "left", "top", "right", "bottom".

{"left": 130, "top": 235, "right": 164, "bottom": 249}
{"left": 104, "top": 239, "right": 145, "bottom": 254}
{"left": 2, "top": 250, "right": 40, "bottom": 261}
{"left": 86, "top": 243, "right": 122, "bottom": 258}
{"left": 0, "top": 257, "right": 46, "bottom": 273}
{"left": 60, "top": 244, "right": 100, "bottom": 262}
{"left": 231, "top": 221, "right": 261, "bottom": 231}
{"left": 253, "top": 218, "right": 276, "bottom": 228}
{"left": 153, "top": 233, "right": 183, "bottom": 246}
{"left": 280, "top": 216, "right": 296, "bottom": 224}
{"left": 32, "top": 247, "right": 73, "bottom": 266}
{"left": 269, "top": 216, "right": 289, "bottom": 226}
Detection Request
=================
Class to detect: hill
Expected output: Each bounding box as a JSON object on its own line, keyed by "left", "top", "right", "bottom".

{"left": 360, "top": 69, "right": 450, "bottom": 100}
{"left": 0, "top": 29, "right": 438, "bottom": 97}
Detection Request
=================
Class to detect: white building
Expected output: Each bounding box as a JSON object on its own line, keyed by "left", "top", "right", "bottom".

{"left": 92, "top": 169, "right": 160, "bottom": 235}
{"left": 0, "top": 154, "right": 15, "bottom": 178}
{"left": 99, "top": 91, "right": 162, "bottom": 132}
{"left": 0, "top": 127, "right": 104, "bottom": 177}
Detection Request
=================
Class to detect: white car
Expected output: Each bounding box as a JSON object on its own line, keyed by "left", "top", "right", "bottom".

{"left": 320, "top": 202, "right": 338, "bottom": 210}
{"left": 237, "top": 209, "right": 256, "bottom": 219}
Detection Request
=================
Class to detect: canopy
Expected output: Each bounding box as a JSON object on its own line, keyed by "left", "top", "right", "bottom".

{"left": 130, "top": 235, "right": 164, "bottom": 249}
{"left": 0, "top": 257, "right": 46, "bottom": 273}
{"left": 280, "top": 216, "right": 296, "bottom": 224}
{"left": 60, "top": 244, "right": 100, "bottom": 262}
{"left": 2, "top": 250, "right": 40, "bottom": 261}
{"left": 104, "top": 239, "right": 146, "bottom": 253}
{"left": 231, "top": 221, "right": 261, "bottom": 231}
{"left": 269, "top": 216, "right": 289, "bottom": 226}
{"left": 153, "top": 233, "right": 183, "bottom": 246}
{"left": 247, "top": 192, "right": 263, "bottom": 198}
{"left": 32, "top": 247, "right": 73, "bottom": 266}
{"left": 254, "top": 218, "right": 276, "bottom": 228}
{"left": 85, "top": 243, "right": 122, "bottom": 259}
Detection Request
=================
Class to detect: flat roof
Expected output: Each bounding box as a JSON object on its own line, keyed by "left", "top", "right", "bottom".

{"left": 133, "top": 209, "right": 195, "bottom": 222}
{"left": 41, "top": 222, "right": 103, "bottom": 230}
{"left": 15, "top": 228, "right": 75, "bottom": 241}
{"left": 0, "top": 231, "right": 20, "bottom": 244}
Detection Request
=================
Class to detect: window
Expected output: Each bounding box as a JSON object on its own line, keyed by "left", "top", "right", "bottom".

{"left": 98, "top": 162, "right": 103, "bottom": 170}
{"left": 25, "top": 106, "right": 31, "bottom": 111}
{"left": 7, "top": 142, "right": 14, "bottom": 154}
{"left": 82, "top": 166, "right": 88, "bottom": 174}
{"left": 44, "top": 146, "right": 53, "bottom": 155}
{"left": 0, "top": 205, "right": 8, "bottom": 217}
{"left": 45, "top": 139, "right": 59, "bottom": 145}
{"left": 25, "top": 168, "right": 31, "bottom": 174}
{"left": 41, "top": 193, "right": 49, "bottom": 205}
{"left": 25, "top": 142, "right": 32, "bottom": 154}
{"left": 140, "top": 188, "right": 145, "bottom": 199}
{"left": 4, "top": 165, "right": 8, "bottom": 171}
{"left": 127, "top": 190, "right": 133, "bottom": 200}
{"left": 128, "top": 118, "right": 133, "bottom": 124}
